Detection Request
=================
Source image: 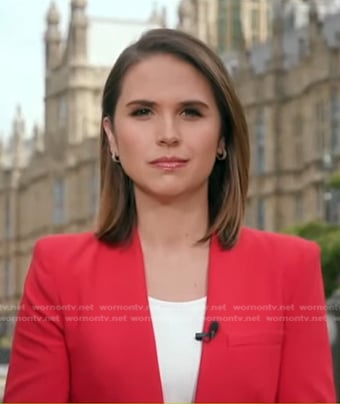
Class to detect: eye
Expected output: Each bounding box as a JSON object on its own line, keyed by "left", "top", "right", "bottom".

{"left": 130, "top": 108, "right": 152, "bottom": 117}
{"left": 182, "top": 108, "right": 202, "bottom": 117}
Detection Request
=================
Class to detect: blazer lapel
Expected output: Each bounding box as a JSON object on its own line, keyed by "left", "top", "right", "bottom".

{"left": 96, "top": 228, "right": 164, "bottom": 402}
{"left": 194, "top": 231, "right": 247, "bottom": 402}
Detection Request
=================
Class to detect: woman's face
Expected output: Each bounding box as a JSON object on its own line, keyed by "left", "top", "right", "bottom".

{"left": 103, "top": 53, "right": 224, "bottom": 202}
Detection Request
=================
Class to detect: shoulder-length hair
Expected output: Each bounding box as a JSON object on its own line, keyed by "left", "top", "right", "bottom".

{"left": 95, "top": 28, "right": 249, "bottom": 249}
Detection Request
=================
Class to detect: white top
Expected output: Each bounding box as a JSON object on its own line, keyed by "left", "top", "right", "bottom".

{"left": 148, "top": 296, "right": 207, "bottom": 403}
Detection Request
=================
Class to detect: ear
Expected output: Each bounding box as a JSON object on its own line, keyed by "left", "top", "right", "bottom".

{"left": 103, "top": 117, "right": 118, "bottom": 156}
{"left": 217, "top": 136, "right": 225, "bottom": 154}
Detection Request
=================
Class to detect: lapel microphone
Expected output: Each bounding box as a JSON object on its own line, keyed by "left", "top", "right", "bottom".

{"left": 195, "top": 321, "right": 219, "bottom": 342}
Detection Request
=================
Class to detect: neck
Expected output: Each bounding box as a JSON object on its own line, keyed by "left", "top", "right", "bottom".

{"left": 134, "top": 188, "right": 209, "bottom": 250}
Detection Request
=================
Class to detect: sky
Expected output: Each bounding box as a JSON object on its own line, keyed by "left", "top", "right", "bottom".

{"left": 0, "top": 0, "right": 181, "bottom": 140}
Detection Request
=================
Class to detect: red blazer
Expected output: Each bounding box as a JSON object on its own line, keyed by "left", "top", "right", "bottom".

{"left": 4, "top": 227, "right": 336, "bottom": 402}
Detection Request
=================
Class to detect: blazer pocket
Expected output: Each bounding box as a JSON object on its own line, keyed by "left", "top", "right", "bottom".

{"left": 226, "top": 330, "right": 283, "bottom": 347}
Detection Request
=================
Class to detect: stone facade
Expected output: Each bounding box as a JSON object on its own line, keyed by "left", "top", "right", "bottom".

{"left": 177, "top": 0, "right": 271, "bottom": 52}
{"left": 236, "top": 2, "right": 340, "bottom": 232}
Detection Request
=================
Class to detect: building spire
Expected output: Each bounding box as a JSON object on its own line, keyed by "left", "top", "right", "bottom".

{"left": 238, "top": 29, "right": 251, "bottom": 75}
{"left": 308, "top": 0, "right": 324, "bottom": 49}
{"left": 71, "top": 0, "right": 86, "bottom": 10}
{"left": 269, "top": 0, "right": 285, "bottom": 71}
{"left": 149, "top": 2, "right": 167, "bottom": 27}
{"left": 33, "top": 122, "right": 44, "bottom": 153}
{"left": 11, "top": 105, "right": 26, "bottom": 168}
{"left": 12, "top": 106, "right": 25, "bottom": 140}
{"left": 47, "top": 1, "right": 60, "bottom": 25}
{"left": 309, "top": 0, "right": 320, "bottom": 22}
{"left": 272, "top": 0, "right": 285, "bottom": 37}
{"left": 177, "top": 0, "right": 196, "bottom": 34}
{"left": 45, "top": 1, "right": 62, "bottom": 70}
{"left": 67, "top": 0, "right": 88, "bottom": 64}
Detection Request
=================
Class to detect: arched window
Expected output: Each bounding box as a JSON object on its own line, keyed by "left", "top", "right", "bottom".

{"left": 257, "top": 197, "right": 266, "bottom": 230}
{"left": 330, "top": 89, "right": 340, "bottom": 151}
{"left": 314, "top": 101, "right": 326, "bottom": 154}
{"left": 294, "top": 115, "right": 303, "bottom": 168}
{"left": 255, "top": 109, "right": 266, "bottom": 175}
{"left": 53, "top": 177, "right": 65, "bottom": 225}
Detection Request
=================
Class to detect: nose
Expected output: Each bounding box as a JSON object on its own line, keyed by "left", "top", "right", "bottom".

{"left": 156, "top": 115, "right": 181, "bottom": 146}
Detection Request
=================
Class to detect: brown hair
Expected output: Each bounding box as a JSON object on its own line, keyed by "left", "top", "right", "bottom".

{"left": 95, "top": 28, "right": 249, "bottom": 249}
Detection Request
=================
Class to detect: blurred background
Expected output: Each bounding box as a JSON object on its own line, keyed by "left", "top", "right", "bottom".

{"left": 0, "top": 0, "right": 340, "bottom": 399}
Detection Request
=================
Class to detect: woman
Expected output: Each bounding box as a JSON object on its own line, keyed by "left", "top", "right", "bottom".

{"left": 4, "top": 28, "right": 336, "bottom": 403}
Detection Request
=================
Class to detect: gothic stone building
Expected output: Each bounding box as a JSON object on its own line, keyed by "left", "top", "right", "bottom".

{"left": 0, "top": 0, "right": 164, "bottom": 341}
{"left": 234, "top": 4, "right": 340, "bottom": 231}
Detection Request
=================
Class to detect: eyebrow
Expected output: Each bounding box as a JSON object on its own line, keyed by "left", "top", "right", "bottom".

{"left": 125, "top": 99, "right": 210, "bottom": 109}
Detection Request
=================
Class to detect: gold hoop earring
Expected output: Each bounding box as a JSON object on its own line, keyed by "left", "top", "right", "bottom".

{"left": 112, "top": 154, "right": 120, "bottom": 164}
{"left": 216, "top": 149, "right": 227, "bottom": 161}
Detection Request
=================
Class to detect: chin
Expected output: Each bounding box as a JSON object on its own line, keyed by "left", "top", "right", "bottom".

{"left": 140, "top": 184, "right": 207, "bottom": 204}
{"left": 150, "top": 188, "right": 188, "bottom": 202}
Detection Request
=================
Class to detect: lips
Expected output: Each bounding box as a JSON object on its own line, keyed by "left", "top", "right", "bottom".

{"left": 150, "top": 156, "right": 189, "bottom": 170}
{"left": 150, "top": 157, "right": 188, "bottom": 164}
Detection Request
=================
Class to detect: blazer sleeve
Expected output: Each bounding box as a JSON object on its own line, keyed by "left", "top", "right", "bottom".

{"left": 3, "top": 239, "right": 70, "bottom": 402}
{"left": 276, "top": 242, "right": 337, "bottom": 403}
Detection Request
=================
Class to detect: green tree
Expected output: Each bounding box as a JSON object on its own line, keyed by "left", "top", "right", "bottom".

{"left": 283, "top": 221, "right": 340, "bottom": 297}
{"left": 328, "top": 172, "right": 340, "bottom": 190}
